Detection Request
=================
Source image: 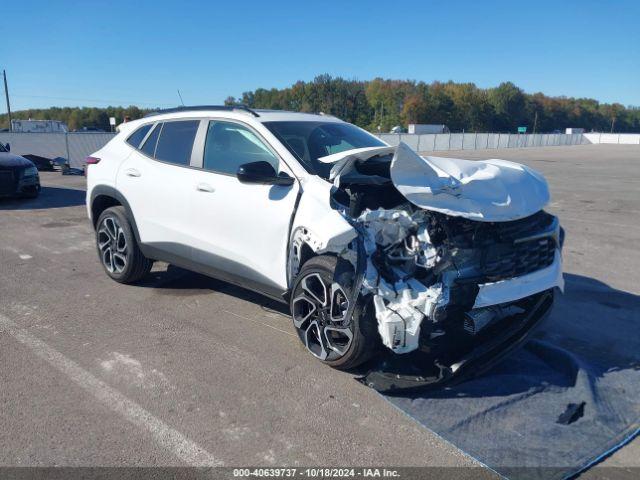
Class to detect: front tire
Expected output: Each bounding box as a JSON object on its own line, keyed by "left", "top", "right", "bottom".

{"left": 96, "top": 206, "right": 152, "bottom": 284}
{"left": 290, "top": 255, "right": 378, "bottom": 370}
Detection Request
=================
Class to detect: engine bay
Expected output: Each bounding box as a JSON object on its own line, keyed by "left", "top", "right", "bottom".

{"left": 329, "top": 152, "right": 563, "bottom": 358}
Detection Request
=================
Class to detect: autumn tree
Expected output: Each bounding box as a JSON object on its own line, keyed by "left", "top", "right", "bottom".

{"left": 3, "top": 75, "right": 639, "bottom": 133}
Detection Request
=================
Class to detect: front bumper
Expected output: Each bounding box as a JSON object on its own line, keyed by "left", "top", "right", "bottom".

{"left": 359, "top": 288, "right": 555, "bottom": 393}
{"left": 18, "top": 174, "right": 40, "bottom": 196}
{"left": 0, "top": 171, "right": 40, "bottom": 197}
{"left": 474, "top": 250, "right": 563, "bottom": 308}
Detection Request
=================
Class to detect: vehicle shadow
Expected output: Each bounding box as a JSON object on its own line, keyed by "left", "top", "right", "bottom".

{"left": 0, "top": 186, "right": 86, "bottom": 210}
{"left": 385, "top": 272, "right": 640, "bottom": 399}
{"left": 137, "top": 264, "right": 290, "bottom": 314}
{"left": 133, "top": 265, "right": 640, "bottom": 398}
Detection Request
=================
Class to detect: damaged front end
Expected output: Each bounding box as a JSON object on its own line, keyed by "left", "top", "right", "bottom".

{"left": 321, "top": 143, "right": 564, "bottom": 392}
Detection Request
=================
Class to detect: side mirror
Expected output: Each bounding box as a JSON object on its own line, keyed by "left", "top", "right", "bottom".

{"left": 237, "top": 161, "right": 294, "bottom": 186}
{"left": 4, "top": 143, "right": 9, "bottom": 152}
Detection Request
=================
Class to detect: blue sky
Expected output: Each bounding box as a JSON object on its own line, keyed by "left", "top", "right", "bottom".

{"left": 3, "top": 0, "right": 639, "bottom": 111}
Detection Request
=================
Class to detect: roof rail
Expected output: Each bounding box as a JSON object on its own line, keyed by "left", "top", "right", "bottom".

{"left": 144, "top": 105, "right": 260, "bottom": 118}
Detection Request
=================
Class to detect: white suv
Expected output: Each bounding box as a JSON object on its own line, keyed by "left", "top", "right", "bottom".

{"left": 86, "top": 106, "right": 564, "bottom": 391}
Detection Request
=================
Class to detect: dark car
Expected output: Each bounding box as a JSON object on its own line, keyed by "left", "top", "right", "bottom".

{"left": 0, "top": 143, "right": 41, "bottom": 198}
{"left": 22, "top": 154, "right": 56, "bottom": 171}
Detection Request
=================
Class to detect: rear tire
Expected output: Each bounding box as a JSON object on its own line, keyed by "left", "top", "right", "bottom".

{"left": 290, "top": 255, "right": 378, "bottom": 370}
{"left": 95, "top": 206, "right": 152, "bottom": 284}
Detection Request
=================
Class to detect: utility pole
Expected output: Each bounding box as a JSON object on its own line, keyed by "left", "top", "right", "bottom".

{"left": 533, "top": 111, "right": 538, "bottom": 134}
{"left": 3, "top": 70, "right": 12, "bottom": 132}
{"left": 610, "top": 116, "right": 616, "bottom": 133}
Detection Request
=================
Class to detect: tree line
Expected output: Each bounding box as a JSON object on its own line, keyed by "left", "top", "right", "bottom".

{"left": 227, "top": 75, "right": 640, "bottom": 133}
{"left": 2, "top": 75, "right": 639, "bottom": 133}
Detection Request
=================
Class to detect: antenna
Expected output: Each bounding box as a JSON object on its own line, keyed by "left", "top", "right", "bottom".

{"left": 177, "top": 89, "right": 185, "bottom": 106}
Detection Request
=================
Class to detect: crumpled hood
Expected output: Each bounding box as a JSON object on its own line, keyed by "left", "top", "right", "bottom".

{"left": 320, "top": 142, "right": 550, "bottom": 222}
{"left": 0, "top": 153, "right": 35, "bottom": 169}
{"left": 391, "top": 143, "right": 550, "bottom": 221}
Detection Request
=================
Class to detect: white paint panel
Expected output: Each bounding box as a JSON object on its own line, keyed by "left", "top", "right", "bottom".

{"left": 474, "top": 252, "right": 564, "bottom": 308}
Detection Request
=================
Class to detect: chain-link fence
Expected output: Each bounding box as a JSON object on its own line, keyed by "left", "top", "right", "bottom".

{"left": 583, "top": 133, "right": 640, "bottom": 145}
{"left": 0, "top": 131, "right": 638, "bottom": 170}
{"left": 376, "top": 132, "right": 591, "bottom": 152}
{"left": 0, "top": 132, "right": 116, "bottom": 168}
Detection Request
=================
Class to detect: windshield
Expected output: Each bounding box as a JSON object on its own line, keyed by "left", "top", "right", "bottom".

{"left": 264, "top": 121, "right": 386, "bottom": 178}
{"left": 0, "top": 143, "right": 6, "bottom": 153}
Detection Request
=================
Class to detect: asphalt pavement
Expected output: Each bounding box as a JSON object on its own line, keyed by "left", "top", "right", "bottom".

{"left": 1, "top": 144, "right": 638, "bottom": 478}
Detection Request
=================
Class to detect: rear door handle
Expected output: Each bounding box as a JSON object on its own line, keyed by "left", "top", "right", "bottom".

{"left": 196, "top": 183, "right": 215, "bottom": 193}
{"left": 124, "top": 168, "right": 141, "bottom": 177}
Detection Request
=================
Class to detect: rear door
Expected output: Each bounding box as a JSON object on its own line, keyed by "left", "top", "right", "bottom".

{"left": 117, "top": 119, "right": 202, "bottom": 259}
{"left": 186, "top": 119, "right": 300, "bottom": 294}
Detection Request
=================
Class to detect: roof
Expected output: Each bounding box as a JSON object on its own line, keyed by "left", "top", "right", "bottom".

{"left": 143, "top": 105, "right": 343, "bottom": 124}
{"left": 117, "top": 107, "right": 344, "bottom": 136}
{"left": 254, "top": 109, "right": 342, "bottom": 123}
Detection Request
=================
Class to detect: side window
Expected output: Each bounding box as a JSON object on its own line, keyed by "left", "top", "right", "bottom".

{"left": 126, "top": 124, "right": 152, "bottom": 148}
{"left": 154, "top": 120, "right": 200, "bottom": 166}
{"left": 203, "top": 121, "right": 278, "bottom": 175}
{"left": 141, "top": 123, "right": 161, "bottom": 157}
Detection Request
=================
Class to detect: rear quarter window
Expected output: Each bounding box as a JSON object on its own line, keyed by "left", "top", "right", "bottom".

{"left": 126, "top": 124, "right": 152, "bottom": 148}
{"left": 141, "top": 124, "right": 161, "bottom": 157}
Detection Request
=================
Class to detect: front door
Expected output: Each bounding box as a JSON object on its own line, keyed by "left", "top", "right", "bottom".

{"left": 187, "top": 119, "right": 299, "bottom": 294}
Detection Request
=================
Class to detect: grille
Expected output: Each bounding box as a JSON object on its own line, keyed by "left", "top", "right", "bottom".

{"left": 482, "top": 236, "right": 556, "bottom": 281}
{"left": 438, "top": 210, "right": 556, "bottom": 248}
{"left": 489, "top": 211, "right": 555, "bottom": 242}
{"left": 0, "top": 171, "right": 16, "bottom": 194}
{"left": 440, "top": 210, "right": 559, "bottom": 282}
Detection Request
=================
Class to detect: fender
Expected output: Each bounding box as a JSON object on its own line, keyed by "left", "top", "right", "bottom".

{"left": 286, "top": 178, "right": 358, "bottom": 287}
{"left": 89, "top": 185, "right": 142, "bottom": 244}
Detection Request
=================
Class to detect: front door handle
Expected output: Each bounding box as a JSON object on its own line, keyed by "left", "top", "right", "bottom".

{"left": 124, "top": 168, "right": 141, "bottom": 177}
{"left": 196, "top": 183, "right": 215, "bottom": 193}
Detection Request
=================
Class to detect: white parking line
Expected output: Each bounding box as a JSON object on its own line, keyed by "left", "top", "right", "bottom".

{"left": 0, "top": 313, "right": 222, "bottom": 467}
